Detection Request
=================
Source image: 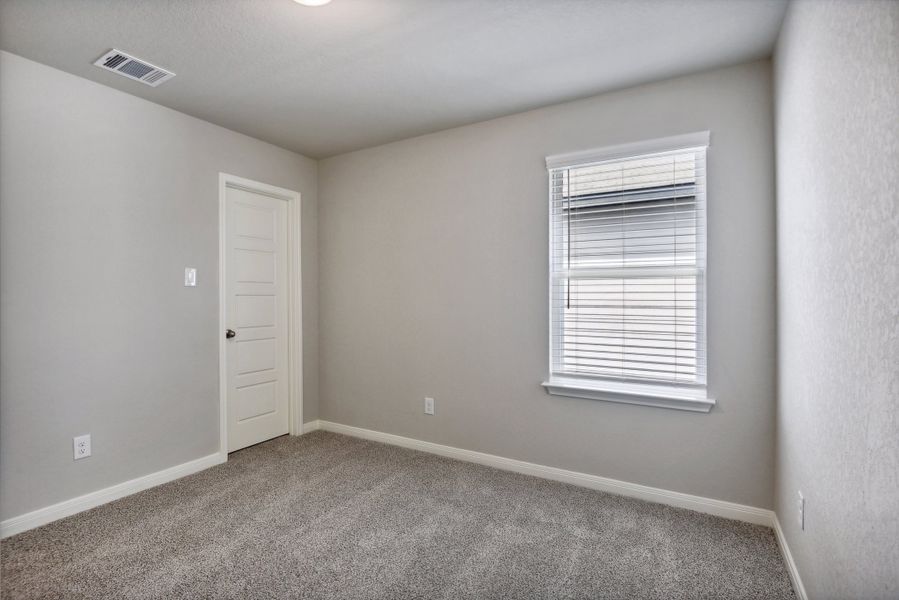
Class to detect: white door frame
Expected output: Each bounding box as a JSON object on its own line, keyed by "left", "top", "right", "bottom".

{"left": 218, "top": 173, "right": 303, "bottom": 459}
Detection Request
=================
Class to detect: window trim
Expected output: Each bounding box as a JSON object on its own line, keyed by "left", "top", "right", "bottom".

{"left": 542, "top": 378, "right": 715, "bottom": 413}
{"left": 545, "top": 131, "right": 711, "bottom": 170}
{"left": 542, "top": 132, "right": 715, "bottom": 413}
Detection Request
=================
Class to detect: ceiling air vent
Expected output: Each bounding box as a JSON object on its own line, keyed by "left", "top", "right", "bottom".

{"left": 93, "top": 49, "right": 175, "bottom": 87}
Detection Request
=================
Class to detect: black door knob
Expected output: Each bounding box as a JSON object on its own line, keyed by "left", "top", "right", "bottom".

{"left": 225, "top": 329, "right": 236, "bottom": 339}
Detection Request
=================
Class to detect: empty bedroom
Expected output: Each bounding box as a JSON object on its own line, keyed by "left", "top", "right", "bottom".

{"left": 0, "top": 0, "right": 896, "bottom": 598}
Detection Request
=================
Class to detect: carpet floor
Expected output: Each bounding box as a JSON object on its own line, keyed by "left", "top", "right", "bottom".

{"left": 1, "top": 431, "right": 795, "bottom": 599}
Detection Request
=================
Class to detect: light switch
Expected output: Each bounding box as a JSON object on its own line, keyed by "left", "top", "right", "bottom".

{"left": 184, "top": 267, "right": 197, "bottom": 287}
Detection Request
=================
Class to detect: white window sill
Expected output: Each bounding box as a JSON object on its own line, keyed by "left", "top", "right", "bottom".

{"left": 541, "top": 377, "right": 715, "bottom": 413}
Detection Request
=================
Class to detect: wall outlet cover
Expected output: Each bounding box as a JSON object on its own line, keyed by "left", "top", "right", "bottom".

{"left": 74, "top": 434, "right": 91, "bottom": 460}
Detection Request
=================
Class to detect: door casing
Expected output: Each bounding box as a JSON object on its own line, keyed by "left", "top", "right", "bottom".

{"left": 218, "top": 172, "right": 302, "bottom": 459}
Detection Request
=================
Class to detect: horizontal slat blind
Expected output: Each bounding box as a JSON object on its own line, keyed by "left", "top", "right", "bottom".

{"left": 549, "top": 146, "right": 707, "bottom": 386}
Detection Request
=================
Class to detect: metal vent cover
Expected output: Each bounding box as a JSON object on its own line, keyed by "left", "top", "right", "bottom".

{"left": 93, "top": 49, "right": 175, "bottom": 87}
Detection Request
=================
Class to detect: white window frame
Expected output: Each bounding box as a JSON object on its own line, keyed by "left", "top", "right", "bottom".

{"left": 541, "top": 132, "right": 715, "bottom": 413}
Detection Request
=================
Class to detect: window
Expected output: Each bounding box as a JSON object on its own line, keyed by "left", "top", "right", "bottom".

{"left": 542, "top": 133, "right": 714, "bottom": 412}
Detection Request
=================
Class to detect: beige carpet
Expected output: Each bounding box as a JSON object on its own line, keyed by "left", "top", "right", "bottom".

{"left": 1, "top": 431, "right": 795, "bottom": 599}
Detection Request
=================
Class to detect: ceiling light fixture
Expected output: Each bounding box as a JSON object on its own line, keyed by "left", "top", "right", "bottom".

{"left": 293, "top": 0, "right": 331, "bottom": 6}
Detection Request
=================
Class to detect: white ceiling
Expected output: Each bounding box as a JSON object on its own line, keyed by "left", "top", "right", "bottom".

{"left": 0, "top": 0, "right": 787, "bottom": 158}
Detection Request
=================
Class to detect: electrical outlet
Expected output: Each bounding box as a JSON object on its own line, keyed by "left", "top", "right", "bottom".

{"left": 797, "top": 491, "right": 805, "bottom": 530}
{"left": 74, "top": 434, "right": 91, "bottom": 460}
{"left": 424, "top": 397, "right": 435, "bottom": 415}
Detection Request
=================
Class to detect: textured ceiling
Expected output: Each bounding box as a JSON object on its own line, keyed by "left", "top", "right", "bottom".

{"left": 0, "top": 0, "right": 787, "bottom": 158}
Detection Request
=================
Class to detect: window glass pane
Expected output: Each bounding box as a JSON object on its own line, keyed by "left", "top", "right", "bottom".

{"left": 550, "top": 147, "right": 706, "bottom": 387}
{"left": 557, "top": 276, "right": 698, "bottom": 382}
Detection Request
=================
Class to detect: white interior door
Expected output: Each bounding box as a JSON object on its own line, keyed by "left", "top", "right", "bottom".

{"left": 225, "top": 185, "right": 289, "bottom": 452}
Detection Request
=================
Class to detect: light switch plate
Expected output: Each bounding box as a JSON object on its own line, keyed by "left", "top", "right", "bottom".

{"left": 184, "top": 267, "right": 197, "bottom": 287}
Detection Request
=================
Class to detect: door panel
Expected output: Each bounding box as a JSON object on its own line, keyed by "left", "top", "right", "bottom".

{"left": 235, "top": 382, "right": 277, "bottom": 422}
{"left": 236, "top": 339, "right": 276, "bottom": 374}
{"left": 234, "top": 203, "right": 276, "bottom": 239}
{"left": 226, "top": 186, "right": 289, "bottom": 452}
{"left": 235, "top": 249, "right": 276, "bottom": 283}
{"left": 236, "top": 295, "right": 276, "bottom": 328}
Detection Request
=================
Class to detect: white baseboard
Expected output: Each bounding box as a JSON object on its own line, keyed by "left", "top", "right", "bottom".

{"left": 313, "top": 420, "right": 775, "bottom": 527}
{"left": 0, "top": 451, "right": 226, "bottom": 539}
{"left": 773, "top": 515, "right": 809, "bottom": 600}
{"left": 301, "top": 419, "right": 322, "bottom": 434}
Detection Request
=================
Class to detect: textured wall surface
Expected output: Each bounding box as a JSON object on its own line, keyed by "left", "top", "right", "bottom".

{"left": 318, "top": 61, "right": 778, "bottom": 508}
{"left": 0, "top": 51, "right": 319, "bottom": 520}
{"left": 774, "top": 1, "right": 899, "bottom": 597}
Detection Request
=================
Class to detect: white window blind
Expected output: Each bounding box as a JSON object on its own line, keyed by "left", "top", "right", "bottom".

{"left": 545, "top": 134, "right": 710, "bottom": 408}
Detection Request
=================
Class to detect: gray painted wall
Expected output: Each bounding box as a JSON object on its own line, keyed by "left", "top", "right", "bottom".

{"left": 0, "top": 51, "right": 319, "bottom": 520}
{"left": 773, "top": 1, "right": 899, "bottom": 597}
{"left": 318, "top": 61, "right": 778, "bottom": 508}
